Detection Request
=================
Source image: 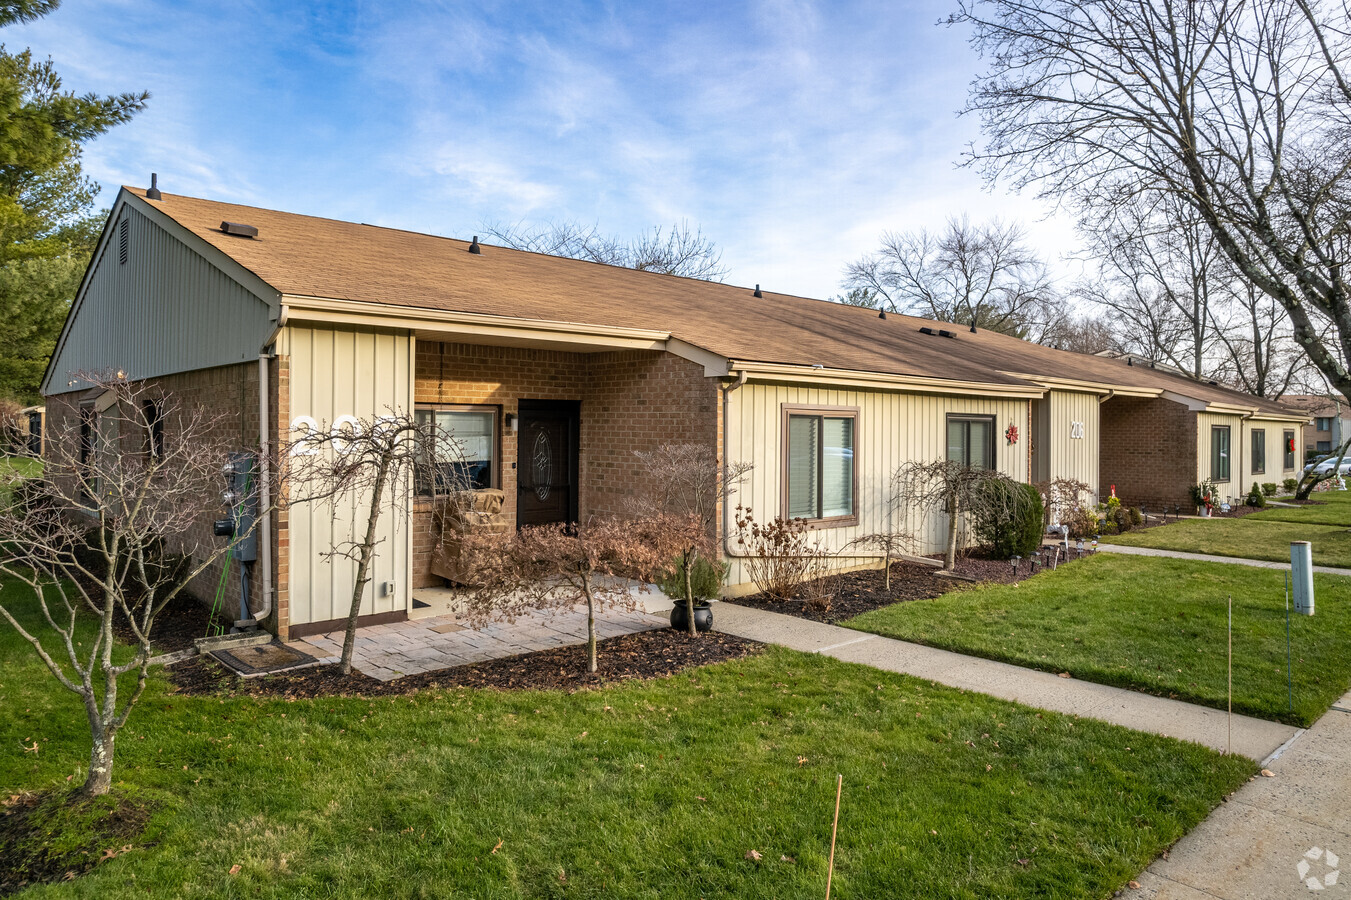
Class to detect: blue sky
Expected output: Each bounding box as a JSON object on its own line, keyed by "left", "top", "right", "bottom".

{"left": 15, "top": 0, "right": 1082, "bottom": 299}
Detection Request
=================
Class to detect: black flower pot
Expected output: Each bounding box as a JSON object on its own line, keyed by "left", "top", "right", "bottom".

{"left": 670, "top": 601, "right": 713, "bottom": 633}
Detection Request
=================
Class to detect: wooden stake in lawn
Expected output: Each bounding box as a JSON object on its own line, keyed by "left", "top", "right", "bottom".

{"left": 826, "top": 773, "right": 842, "bottom": 900}
{"left": 1227, "top": 594, "right": 1233, "bottom": 755}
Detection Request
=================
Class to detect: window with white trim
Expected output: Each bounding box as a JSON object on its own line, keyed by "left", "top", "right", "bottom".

{"left": 947, "top": 414, "right": 995, "bottom": 470}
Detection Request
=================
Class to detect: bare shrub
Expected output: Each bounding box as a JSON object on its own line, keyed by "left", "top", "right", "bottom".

{"left": 733, "top": 506, "right": 813, "bottom": 600}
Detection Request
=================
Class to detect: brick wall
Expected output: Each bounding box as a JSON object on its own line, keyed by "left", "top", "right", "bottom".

{"left": 43, "top": 361, "right": 271, "bottom": 629}
{"left": 1099, "top": 396, "right": 1197, "bottom": 510}
{"left": 411, "top": 342, "right": 719, "bottom": 588}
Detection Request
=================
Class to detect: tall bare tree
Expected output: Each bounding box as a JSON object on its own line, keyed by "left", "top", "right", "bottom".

{"left": 482, "top": 219, "right": 727, "bottom": 281}
{"left": 0, "top": 374, "right": 259, "bottom": 797}
{"left": 841, "top": 216, "right": 1059, "bottom": 338}
{"left": 952, "top": 0, "right": 1351, "bottom": 405}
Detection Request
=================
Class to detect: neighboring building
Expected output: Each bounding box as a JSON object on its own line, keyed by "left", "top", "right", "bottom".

{"left": 41, "top": 187, "right": 1308, "bottom": 637}
{"left": 1280, "top": 394, "right": 1351, "bottom": 459}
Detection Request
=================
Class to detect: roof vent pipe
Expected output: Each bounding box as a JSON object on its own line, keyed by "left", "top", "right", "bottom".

{"left": 970, "top": 320, "right": 977, "bottom": 333}
{"left": 753, "top": 284, "right": 763, "bottom": 298}
{"left": 1127, "top": 357, "right": 1133, "bottom": 366}
{"left": 468, "top": 236, "right": 481, "bottom": 254}
{"left": 878, "top": 310, "right": 886, "bottom": 319}
{"left": 146, "top": 173, "right": 161, "bottom": 201}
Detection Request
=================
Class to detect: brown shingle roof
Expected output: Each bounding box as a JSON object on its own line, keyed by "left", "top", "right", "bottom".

{"left": 132, "top": 186, "right": 1306, "bottom": 417}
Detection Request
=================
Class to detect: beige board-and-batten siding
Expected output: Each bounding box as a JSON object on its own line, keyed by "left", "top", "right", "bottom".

{"left": 1196, "top": 412, "right": 1297, "bottom": 500}
{"left": 721, "top": 381, "right": 1030, "bottom": 595}
{"left": 280, "top": 325, "right": 414, "bottom": 628}
{"left": 1047, "top": 390, "right": 1100, "bottom": 499}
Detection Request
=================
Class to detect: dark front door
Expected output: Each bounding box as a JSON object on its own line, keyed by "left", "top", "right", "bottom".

{"left": 517, "top": 400, "right": 580, "bottom": 527}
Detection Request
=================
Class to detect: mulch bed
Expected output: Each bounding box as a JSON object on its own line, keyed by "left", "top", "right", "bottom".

{"left": 731, "top": 553, "right": 1059, "bottom": 625}
{"left": 166, "top": 628, "right": 762, "bottom": 699}
{"left": 0, "top": 791, "right": 153, "bottom": 896}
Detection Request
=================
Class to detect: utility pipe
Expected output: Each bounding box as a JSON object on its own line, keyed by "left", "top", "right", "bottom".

{"left": 720, "top": 369, "right": 749, "bottom": 559}
{"left": 251, "top": 350, "right": 274, "bottom": 626}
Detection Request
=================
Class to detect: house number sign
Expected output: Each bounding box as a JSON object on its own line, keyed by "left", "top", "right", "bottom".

{"left": 1070, "top": 421, "right": 1085, "bottom": 439}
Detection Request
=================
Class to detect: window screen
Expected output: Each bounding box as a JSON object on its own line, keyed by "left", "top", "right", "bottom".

{"left": 947, "top": 415, "right": 995, "bottom": 469}
{"left": 1251, "top": 429, "right": 1265, "bottom": 475}
{"left": 786, "top": 411, "right": 855, "bottom": 521}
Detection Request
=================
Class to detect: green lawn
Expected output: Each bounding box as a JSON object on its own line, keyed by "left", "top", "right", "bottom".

{"left": 1249, "top": 490, "right": 1351, "bottom": 527}
{"left": 0, "top": 577, "right": 1255, "bottom": 899}
{"left": 1103, "top": 517, "right": 1351, "bottom": 568}
{"left": 0, "top": 455, "right": 41, "bottom": 508}
{"left": 845, "top": 555, "right": 1351, "bottom": 726}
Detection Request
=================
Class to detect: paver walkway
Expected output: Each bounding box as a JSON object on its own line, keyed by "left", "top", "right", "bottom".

{"left": 1132, "top": 692, "right": 1351, "bottom": 899}
{"left": 1097, "top": 542, "right": 1351, "bottom": 577}
{"left": 713, "top": 602, "right": 1298, "bottom": 761}
{"left": 286, "top": 604, "right": 668, "bottom": 681}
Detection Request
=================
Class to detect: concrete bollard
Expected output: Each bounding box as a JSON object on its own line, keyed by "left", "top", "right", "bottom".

{"left": 1291, "top": 541, "right": 1315, "bottom": 616}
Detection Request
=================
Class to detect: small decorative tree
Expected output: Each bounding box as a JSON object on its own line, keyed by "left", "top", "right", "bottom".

{"left": 631, "top": 443, "right": 751, "bottom": 635}
{"left": 891, "top": 459, "right": 1029, "bottom": 571}
{"left": 0, "top": 374, "right": 260, "bottom": 798}
{"left": 286, "top": 411, "right": 441, "bottom": 675}
{"left": 462, "top": 517, "right": 665, "bottom": 673}
{"left": 846, "top": 532, "right": 915, "bottom": 591}
{"left": 1034, "top": 477, "right": 1091, "bottom": 531}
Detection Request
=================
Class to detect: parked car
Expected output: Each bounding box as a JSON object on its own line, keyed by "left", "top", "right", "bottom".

{"left": 1301, "top": 456, "right": 1351, "bottom": 478}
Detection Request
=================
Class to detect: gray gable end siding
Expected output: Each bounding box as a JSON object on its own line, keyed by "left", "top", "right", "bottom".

{"left": 43, "top": 201, "right": 276, "bottom": 396}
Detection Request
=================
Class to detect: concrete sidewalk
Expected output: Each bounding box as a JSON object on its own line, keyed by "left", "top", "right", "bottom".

{"left": 714, "top": 602, "right": 1298, "bottom": 761}
{"left": 1097, "top": 542, "right": 1351, "bottom": 577}
{"left": 1133, "top": 693, "right": 1351, "bottom": 899}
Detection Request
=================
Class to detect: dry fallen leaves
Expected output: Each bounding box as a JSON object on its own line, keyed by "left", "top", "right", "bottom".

{"left": 745, "top": 850, "right": 762, "bottom": 861}
{"left": 1128, "top": 880, "right": 1142, "bottom": 889}
{"left": 781, "top": 854, "right": 796, "bottom": 863}
{"left": 1057, "top": 672, "right": 1071, "bottom": 679}
{"left": 228, "top": 864, "right": 241, "bottom": 875}
{"left": 1260, "top": 769, "right": 1275, "bottom": 777}
{"left": 491, "top": 840, "right": 503, "bottom": 854}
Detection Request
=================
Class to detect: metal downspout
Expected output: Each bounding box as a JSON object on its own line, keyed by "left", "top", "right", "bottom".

{"left": 252, "top": 350, "right": 274, "bottom": 625}
{"left": 720, "top": 369, "right": 748, "bottom": 559}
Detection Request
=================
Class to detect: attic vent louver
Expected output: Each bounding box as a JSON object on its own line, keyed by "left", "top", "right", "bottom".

{"left": 118, "top": 218, "right": 129, "bottom": 265}
{"left": 220, "top": 221, "right": 258, "bottom": 238}
{"left": 919, "top": 326, "right": 936, "bottom": 335}
{"left": 939, "top": 329, "right": 957, "bottom": 339}
{"left": 468, "top": 235, "right": 481, "bottom": 254}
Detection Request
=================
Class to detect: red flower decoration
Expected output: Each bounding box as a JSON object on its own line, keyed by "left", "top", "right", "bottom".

{"left": 1005, "top": 424, "right": 1019, "bottom": 444}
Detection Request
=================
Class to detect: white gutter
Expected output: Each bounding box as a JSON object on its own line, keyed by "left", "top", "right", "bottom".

{"left": 728, "top": 360, "right": 1045, "bottom": 399}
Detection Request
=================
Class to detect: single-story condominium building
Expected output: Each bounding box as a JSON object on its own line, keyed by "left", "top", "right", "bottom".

{"left": 41, "top": 186, "right": 1308, "bottom": 638}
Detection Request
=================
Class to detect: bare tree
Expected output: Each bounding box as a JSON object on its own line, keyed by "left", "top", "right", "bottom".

{"left": 631, "top": 443, "right": 751, "bottom": 635}
{"left": 953, "top": 0, "right": 1351, "bottom": 406}
{"left": 1210, "top": 282, "right": 1312, "bottom": 397}
{"left": 891, "top": 459, "right": 1029, "bottom": 571}
{"left": 1077, "top": 196, "right": 1223, "bottom": 377}
{"left": 1037, "top": 308, "right": 1118, "bottom": 355}
{"left": 286, "top": 412, "right": 434, "bottom": 675}
{"left": 482, "top": 219, "right": 727, "bottom": 281}
{"left": 462, "top": 517, "right": 665, "bottom": 673}
{"left": 841, "top": 216, "right": 1059, "bottom": 338}
{"left": 0, "top": 374, "right": 259, "bottom": 798}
